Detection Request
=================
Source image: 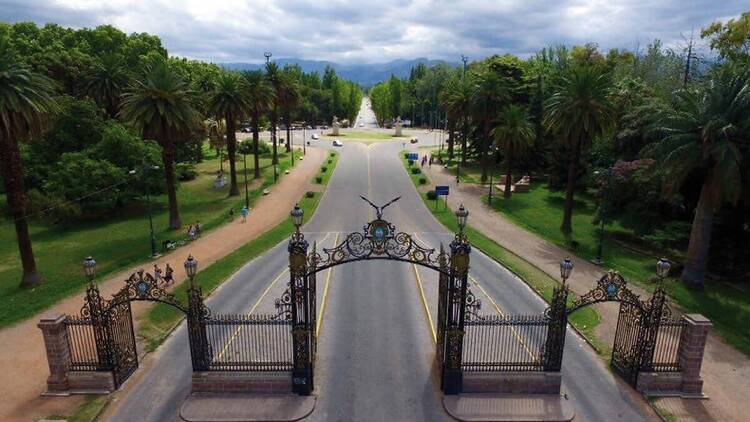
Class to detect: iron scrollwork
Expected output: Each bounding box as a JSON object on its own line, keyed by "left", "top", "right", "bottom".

{"left": 566, "top": 270, "right": 647, "bottom": 315}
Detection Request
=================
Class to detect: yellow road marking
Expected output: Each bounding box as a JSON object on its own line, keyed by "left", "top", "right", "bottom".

{"left": 316, "top": 233, "right": 339, "bottom": 336}
{"left": 412, "top": 263, "right": 437, "bottom": 344}
{"left": 469, "top": 275, "right": 537, "bottom": 360}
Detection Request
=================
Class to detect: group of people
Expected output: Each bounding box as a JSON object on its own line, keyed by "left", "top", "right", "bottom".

{"left": 153, "top": 263, "right": 175, "bottom": 286}
{"left": 187, "top": 222, "right": 202, "bottom": 240}
{"left": 420, "top": 155, "right": 434, "bottom": 168}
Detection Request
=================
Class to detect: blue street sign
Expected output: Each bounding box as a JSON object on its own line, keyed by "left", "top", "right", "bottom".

{"left": 435, "top": 186, "right": 449, "bottom": 196}
{"left": 407, "top": 153, "right": 419, "bottom": 161}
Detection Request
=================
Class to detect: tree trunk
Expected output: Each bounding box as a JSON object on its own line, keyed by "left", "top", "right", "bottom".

{"left": 252, "top": 113, "right": 261, "bottom": 179}
{"left": 680, "top": 179, "right": 715, "bottom": 288}
{"left": 447, "top": 124, "right": 455, "bottom": 160}
{"left": 225, "top": 113, "right": 240, "bottom": 196}
{"left": 561, "top": 139, "right": 581, "bottom": 234}
{"left": 271, "top": 108, "right": 278, "bottom": 164}
{"left": 504, "top": 154, "right": 513, "bottom": 199}
{"left": 461, "top": 116, "right": 467, "bottom": 166}
{"left": 0, "top": 135, "right": 42, "bottom": 287}
{"left": 161, "top": 136, "right": 182, "bottom": 229}
{"left": 285, "top": 112, "right": 291, "bottom": 152}
{"left": 195, "top": 138, "right": 203, "bottom": 163}
{"left": 480, "top": 122, "right": 490, "bottom": 183}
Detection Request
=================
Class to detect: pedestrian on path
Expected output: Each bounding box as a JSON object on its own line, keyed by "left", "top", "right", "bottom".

{"left": 164, "top": 263, "right": 174, "bottom": 286}
{"left": 241, "top": 206, "right": 249, "bottom": 223}
{"left": 153, "top": 264, "right": 163, "bottom": 284}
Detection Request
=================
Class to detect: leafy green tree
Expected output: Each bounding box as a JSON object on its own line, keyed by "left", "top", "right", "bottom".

{"left": 119, "top": 59, "right": 200, "bottom": 229}
{"left": 648, "top": 65, "right": 749, "bottom": 288}
{"left": 492, "top": 104, "right": 535, "bottom": 197}
{"left": 701, "top": 12, "right": 750, "bottom": 61}
{"left": 0, "top": 36, "right": 59, "bottom": 287}
{"left": 471, "top": 69, "right": 509, "bottom": 182}
{"left": 244, "top": 70, "right": 275, "bottom": 178}
{"left": 278, "top": 71, "right": 301, "bottom": 152}
{"left": 544, "top": 65, "right": 615, "bottom": 234}
{"left": 265, "top": 62, "right": 282, "bottom": 164}
{"left": 210, "top": 71, "right": 252, "bottom": 196}
{"left": 440, "top": 75, "right": 473, "bottom": 164}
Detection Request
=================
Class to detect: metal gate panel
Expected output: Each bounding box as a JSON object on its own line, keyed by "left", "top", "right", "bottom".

{"left": 108, "top": 301, "right": 138, "bottom": 388}
{"left": 611, "top": 302, "right": 644, "bottom": 386}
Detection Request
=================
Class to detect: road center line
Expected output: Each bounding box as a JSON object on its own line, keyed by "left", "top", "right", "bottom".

{"left": 412, "top": 263, "right": 437, "bottom": 344}
{"left": 316, "top": 233, "right": 339, "bottom": 337}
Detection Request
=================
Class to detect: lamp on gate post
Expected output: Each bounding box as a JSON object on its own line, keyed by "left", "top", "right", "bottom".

{"left": 291, "top": 203, "right": 304, "bottom": 233}
{"left": 656, "top": 258, "right": 671, "bottom": 281}
{"left": 83, "top": 256, "right": 97, "bottom": 284}
{"left": 130, "top": 161, "right": 160, "bottom": 258}
{"left": 560, "top": 258, "right": 574, "bottom": 284}
{"left": 455, "top": 204, "right": 468, "bottom": 235}
{"left": 184, "top": 254, "right": 198, "bottom": 286}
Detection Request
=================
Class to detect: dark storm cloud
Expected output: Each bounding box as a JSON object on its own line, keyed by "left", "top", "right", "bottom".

{"left": 0, "top": 0, "right": 747, "bottom": 63}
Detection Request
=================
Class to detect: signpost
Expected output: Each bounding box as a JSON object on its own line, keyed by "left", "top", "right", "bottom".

{"left": 435, "top": 185, "right": 449, "bottom": 210}
{"left": 407, "top": 153, "right": 419, "bottom": 161}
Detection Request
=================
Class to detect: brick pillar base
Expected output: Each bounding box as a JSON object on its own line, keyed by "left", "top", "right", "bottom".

{"left": 38, "top": 314, "right": 71, "bottom": 394}
{"left": 678, "top": 314, "right": 712, "bottom": 397}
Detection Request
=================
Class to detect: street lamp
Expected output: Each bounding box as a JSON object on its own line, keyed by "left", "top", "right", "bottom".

{"left": 184, "top": 254, "right": 198, "bottom": 286}
{"left": 455, "top": 204, "right": 468, "bottom": 233}
{"left": 302, "top": 123, "right": 306, "bottom": 155}
{"left": 560, "top": 258, "right": 574, "bottom": 284}
{"left": 130, "top": 161, "right": 160, "bottom": 258}
{"left": 656, "top": 258, "right": 671, "bottom": 280}
{"left": 83, "top": 256, "right": 97, "bottom": 283}
{"left": 593, "top": 168, "right": 613, "bottom": 265}
{"left": 291, "top": 203, "right": 304, "bottom": 232}
{"left": 240, "top": 142, "right": 251, "bottom": 209}
{"left": 264, "top": 51, "right": 272, "bottom": 64}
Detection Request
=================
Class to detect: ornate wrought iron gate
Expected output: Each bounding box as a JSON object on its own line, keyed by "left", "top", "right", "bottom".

{"left": 611, "top": 302, "right": 646, "bottom": 385}
{"left": 282, "top": 198, "right": 472, "bottom": 395}
{"left": 107, "top": 300, "right": 138, "bottom": 387}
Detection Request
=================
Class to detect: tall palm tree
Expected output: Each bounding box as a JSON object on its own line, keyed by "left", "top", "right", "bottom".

{"left": 544, "top": 65, "right": 615, "bottom": 234}
{"left": 209, "top": 71, "right": 252, "bottom": 196}
{"left": 440, "top": 75, "right": 472, "bottom": 164}
{"left": 80, "top": 54, "right": 129, "bottom": 118}
{"left": 244, "top": 70, "right": 275, "bottom": 178}
{"left": 278, "top": 72, "right": 301, "bottom": 153}
{"left": 492, "top": 104, "right": 536, "bottom": 198}
{"left": 204, "top": 117, "right": 226, "bottom": 172}
{"left": 120, "top": 59, "right": 199, "bottom": 229}
{"left": 0, "top": 41, "right": 59, "bottom": 288}
{"left": 471, "top": 70, "right": 509, "bottom": 182}
{"left": 649, "top": 65, "right": 749, "bottom": 288}
{"left": 265, "top": 62, "right": 281, "bottom": 164}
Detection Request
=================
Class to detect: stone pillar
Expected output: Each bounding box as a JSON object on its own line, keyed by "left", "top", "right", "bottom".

{"left": 679, "top": 314, "right": 712, "bottom": 396}
{"left": 38, "top": 314, "right": 71, "bottom": 393}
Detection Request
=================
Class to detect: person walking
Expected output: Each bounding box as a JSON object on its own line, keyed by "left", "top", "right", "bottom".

{"left": 153, "top": 264, "right": 163, "bottom": 284}
{"left": 241, "top": 206, "right": 249, "bottom": 223}
{"left": 164, "top": 263, "right": 174, "bottom": 286}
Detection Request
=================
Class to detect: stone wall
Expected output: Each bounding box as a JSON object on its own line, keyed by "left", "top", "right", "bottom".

{"left": 67, "top": 371, "right": 116, "bottom": 393}
{"left": 463, "top": 371, "right": 561, "bottom": 394}
{"left": 192, "top": 371, "right": 293, "bottom": 394}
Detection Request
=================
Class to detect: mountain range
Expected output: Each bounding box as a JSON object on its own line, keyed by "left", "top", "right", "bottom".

{"left": 221, "top": 58, "right": 457, "bottom": 87}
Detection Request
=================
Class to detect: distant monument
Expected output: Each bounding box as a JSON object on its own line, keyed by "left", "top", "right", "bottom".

{"left": 332, "top": 116, "right": 340, "bottom": 136}
{"left": 394, "top": 116, "right": 403, "bottom": 137}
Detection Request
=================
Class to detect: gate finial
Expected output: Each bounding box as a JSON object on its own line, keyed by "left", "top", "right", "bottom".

{"left": 360, "top": 195, "right": 401, "bottom": 219}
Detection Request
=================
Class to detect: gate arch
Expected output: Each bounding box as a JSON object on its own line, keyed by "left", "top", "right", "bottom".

{"left": 80, "top": 268, "right": 210, "bottom": 387}
{"left": 279, "top": 199, "right": 473, "bottom": 395}
{"left": 546, "top": 270, "right": 669, "bottom": 386}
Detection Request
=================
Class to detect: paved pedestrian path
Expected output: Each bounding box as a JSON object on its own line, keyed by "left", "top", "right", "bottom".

{"left": 0, "top": 147, "right": 325, "bottom": 422}
{"left": 420, "top": 160, "right": 750, "bottom": 422}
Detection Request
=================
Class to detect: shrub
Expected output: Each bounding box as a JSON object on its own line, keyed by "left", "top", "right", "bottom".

{"left": 426, "top": 190, "right": 437, "bottom": 200}
{"left": 175, "top": 163, "right": 197, "bottom": 181}
{"left": 419, "top": 177, "right": 427, "bottom": 185}
{"left": 315, "top": 176, "right": 323, "bottom": 183}
{"left": 330, "top": 152, "right": 336, "bottom": 157}
{"left": 408, "top": 159, "right": 414, "bottom": 166}
{"left": 305, "top": 191, "right": 315, "bottom": 198}
{"left": 404, "top": 152, "right": 410, "bottom": 159}
{"left": 411, "top": 167, "right": 421, "bottom": 175}
{"left": 327, "top": 159, "right": 332, "bottom": 164}
{"left": 321, "top": 166, "right": 328, "bottom": 172}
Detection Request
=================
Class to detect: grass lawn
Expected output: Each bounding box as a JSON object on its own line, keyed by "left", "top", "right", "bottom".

{"left": 488, "top": 180, "right": 750, "bottom": 356}
{"left": 399, "top": 151, "right": 604, "bottom": 353}
{"left": 323, "top": 130, "right": 408, "bottom": 140}
{"left": 0, "top": 144, "right": 300, "bottom": 328}
{"left": 314, "top": 151, "right": 339, "bottom": 185}
{"left": 432, "top": 149, "right": 507, "bottom": 184}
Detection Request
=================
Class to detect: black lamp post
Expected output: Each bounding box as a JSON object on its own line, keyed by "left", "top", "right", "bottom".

{"left": 240, "top": 142, "right": 250, "bottom": 209}
{"left": 184, "top": 254, "right": 198, "bottom": 287}
{"left": 593, "top": 168, "right": 614, "bottom": 265}
{"left": 302, "top": 123, "right": 306, "bottom": 155}
{"left": 83, "top": 256, "right": 97, "bottom": 284}
{"left": 130, "top": 161, "right": 160, "bottom": 257}
{"left": 560, "top": 258, "right": 574, "bottom": 284}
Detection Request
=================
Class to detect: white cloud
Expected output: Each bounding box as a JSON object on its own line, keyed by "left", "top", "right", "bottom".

{"left": 1, "top": 0, "right": 747, "bottom": 63}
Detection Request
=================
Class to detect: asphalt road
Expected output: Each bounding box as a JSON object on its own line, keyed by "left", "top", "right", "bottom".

{"left": 108, "top": 103, "right": 656, "bottom": 421}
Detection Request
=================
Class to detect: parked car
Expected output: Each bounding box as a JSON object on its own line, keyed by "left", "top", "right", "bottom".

{"left": 320, "top": 125, "right": 328, "bottom": 130}
{"left": 410, "top": 138, "right": 419, "bottom": 144}
{"left": 240, "top": 127, "right": 252, "bottom": 133}
{"left": 311, "top": 133, "right": 320, "bottom": 140}
{"left": 359, "top": 123, "right": 364, "bottom": 127}
{"left": 332, "top": 139, "right": 343, "bottom": 147}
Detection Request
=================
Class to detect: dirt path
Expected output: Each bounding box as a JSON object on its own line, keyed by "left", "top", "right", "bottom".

{"left": 0, "top": 147, "right": 325, "bottom": 422}
{"left": 421, "top": 162, "right": 750, "bottom": 422}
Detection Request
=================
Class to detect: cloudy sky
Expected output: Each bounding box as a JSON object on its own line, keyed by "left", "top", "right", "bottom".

{"left": 0, "top": 0, "right": 747, "bottom": 64}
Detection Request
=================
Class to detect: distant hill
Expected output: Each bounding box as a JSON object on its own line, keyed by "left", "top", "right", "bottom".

{"left": 221, "top": 58, "right": 457, "bottom": 87}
